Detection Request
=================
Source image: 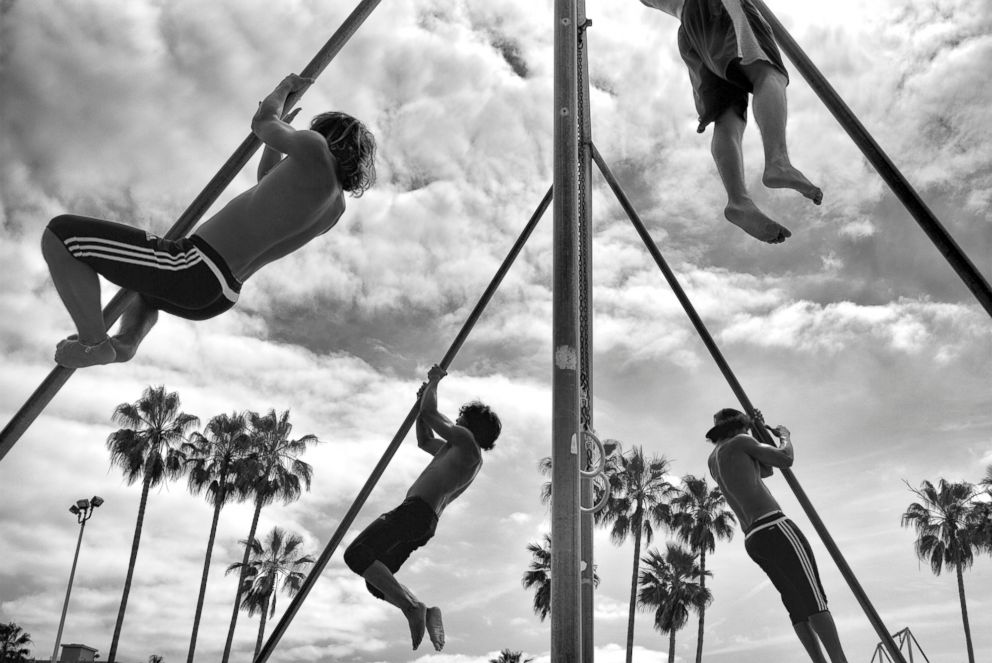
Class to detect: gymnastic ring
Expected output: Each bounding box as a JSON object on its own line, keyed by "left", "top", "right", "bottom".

{"left": 581, "top": 474, "right": 611, "bottom": 514}
{"left": 579, "top": 430, "right": 605, "bottom": 478}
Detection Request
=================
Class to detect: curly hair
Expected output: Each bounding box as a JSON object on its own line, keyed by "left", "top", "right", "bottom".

{"left": 310, "top": 111, "right": 376, "bottom": 197}
{"left": 459, "top": 400, "right": 501, "bottom": 451}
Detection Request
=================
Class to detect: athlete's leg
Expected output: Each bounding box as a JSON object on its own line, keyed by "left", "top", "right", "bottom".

{"left": 793, "top": 621, "right": 829, "bottom": 663}
{"left": 361, "top": 561, "right": 427, "bottom": 650}
{"left": 110, "top": 298, "right": 159, "bottom": 363}
{"left": 809, "top": 611, "right": 848, "bottom": 663}
{"left": 42, "top": 228, "right": 115, "bottom": 367}
{"left": 711, "top": 108, "right": 791, "bottom": 243}
{"left": 740, "top": 61, "right": 822, "bottom": 204}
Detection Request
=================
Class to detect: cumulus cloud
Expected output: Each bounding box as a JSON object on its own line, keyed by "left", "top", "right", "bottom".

{"left": 1, "top": 1, "right": 990, "bottom": 663}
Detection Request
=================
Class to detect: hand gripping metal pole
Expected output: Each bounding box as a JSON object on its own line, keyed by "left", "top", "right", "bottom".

{"left": 751, "top": 0, "right": 992, "bottom": 318}
{"left": 0, "top": 0, "right": 385, "bottom": 463}
{"left": 591, "top": 143, "right": 908, "bottom": 663}
{"left": 252, "top": 187, "right": 553, "bottom": 663}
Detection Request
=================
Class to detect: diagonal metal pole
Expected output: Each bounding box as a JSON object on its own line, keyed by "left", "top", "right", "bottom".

{"left": 752, "top": 0, "right": 992, "bottom": 318}
{"left": 253, "top": 187, "right": 554, "bottom": 663}
{"left": 591, "top": 142, "right": 908, "bottom": 663}
{"left": 0, "top": 0, "right": 385, "bottom": 463}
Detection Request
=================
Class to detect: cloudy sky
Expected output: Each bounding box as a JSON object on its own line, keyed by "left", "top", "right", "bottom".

{"left": 1, "top": 0, "right": 990, "bottom": 662}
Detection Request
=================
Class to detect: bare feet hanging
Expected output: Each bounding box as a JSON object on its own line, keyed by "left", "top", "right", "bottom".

{"left": 54, "top": 336, "right": 116, "bottom": 368}
{"left": 426, "top": 606, "right": 445, "bottom": 651}
{"left": 724, "top": 199, "right": 791, "bottom": 244}
{"left": 402, "top": 602, "right": 427, "bottom": 650}
{"left": 763, "top": 162, "right": 823, "bottom": 205}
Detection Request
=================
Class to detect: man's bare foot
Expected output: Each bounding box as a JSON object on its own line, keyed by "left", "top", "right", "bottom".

{"left": 402, "top": 603, "right": 427, "bottom": 650}
{"left": 54, "top": 337, "right": 116, "bottom": 368}
{"left": 60, "top": 334, "right": 137, "bottom": 364}
{"left": 724, "top": 200, "right": 791, "bottom": 244}
{"left": 426, "top": 607, "right": 445, "bottom": 651}
{"left": 763, "top": 163, "right": 823, "bottom": 205}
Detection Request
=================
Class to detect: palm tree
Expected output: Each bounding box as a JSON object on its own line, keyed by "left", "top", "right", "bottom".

{"left": 106, "top": 385, "right": 198, "bottom": 663}
{"left": 226, "top": 527, "right": 315, "bottom": 660}
{"left": 597, "top": 442, "right": 676, "bottom": 663}
{"left": 669, "top": 475, "right": 735, "bottom": 663}
{"left": 183, "top": 411, "right": 252, "bottom": 663}
{"left": 522, "top": 534, "right": 552, "bottom": 621}
{"left": 638, "top": 544, "right": 711, "bottom": 663}
{"left": 148, "top": 656, "right": 164, "bottom": 663}
{"left": 521, "top": 531, "right": 601, "bottom": 623}
{"left": 488, "top": 649, "right": 535, "bottom": 663}
{"left": 221, "top": 409, "right": 319, "bottom": 663}
{"left": 901, "top": 478, "right": 980, "bottom": 663}
{"left": 0, "top": 622, "right": 32, "bottom": 663}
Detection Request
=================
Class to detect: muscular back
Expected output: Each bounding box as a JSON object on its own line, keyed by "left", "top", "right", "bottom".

{"left": 194, "top": 129, "right": 345, "bottom": 281}
{"left": 407, "top": 427, "right": 482, "bottom": 517}
{"left": 708, "top": 435, "right": 783, "bottom": 531}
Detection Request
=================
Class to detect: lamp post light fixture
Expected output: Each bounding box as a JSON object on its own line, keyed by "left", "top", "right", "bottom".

{"left": 51, "top": 495, "right": 103, "bottom": 663}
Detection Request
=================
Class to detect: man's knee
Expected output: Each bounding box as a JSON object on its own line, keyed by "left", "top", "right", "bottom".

{"left": 343, "top": 541, "right": 377, "bottom": 577}
{"left": 743, "top": 61, "right": 786, "bottom": 89}
{"left": 41, "top": 220, "right": 72, "bottom": 263}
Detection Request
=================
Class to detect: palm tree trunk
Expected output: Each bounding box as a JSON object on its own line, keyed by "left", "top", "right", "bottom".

{"left": 254, "top": 594, "right": 271, "bottom": 660}
{"left": 107, "top": 473, "right": 152, "bottom": 662}
{"left": 668, "top": 627, "right": 676, "bottom": 663}
{"left": 625, "top": 512, "right": 643, "bottom": 663}
{"left": 955, "top": 562, "right": 975, "bottom": 663}
{"left": 222, "top": 499, "right": 262, "bottom": 663}
{"left": 187, "top": 495, "right": 224, "bottom": 663}
{"left": 694, "top": 549, "right": 706, "bottom": 663}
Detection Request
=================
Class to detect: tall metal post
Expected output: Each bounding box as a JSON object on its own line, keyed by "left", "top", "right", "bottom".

{"left": 575, "top": 3, "right": 596, "bottom": 663}
{"left": 551, "top": 0, "right": 583, "bottom": 661}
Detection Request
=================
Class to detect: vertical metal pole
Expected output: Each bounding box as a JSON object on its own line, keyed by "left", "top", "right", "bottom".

{"left": 750, "top": 0, "right": 992, "bottom": 318}
{"left": 51, "top": 518, "right": 87, "bottom": 663}
{"left": 551, "top": 0, "right": 582, "bottom": 662}
{"left": 575, "top": 4, "right": 596, "bottom": 663}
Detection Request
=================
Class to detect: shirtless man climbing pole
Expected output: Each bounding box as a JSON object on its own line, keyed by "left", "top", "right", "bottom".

{"left": 344, "top": 365, "right": 501, "bottom": 652}
{"left": 705, "top": 408, "right": 848, "bottom": 663}
{"left": 639, "top": 0, "right": 822, "bottom": 243}
{"left": 41, "top": 73, "right": 376, "bottom": 367}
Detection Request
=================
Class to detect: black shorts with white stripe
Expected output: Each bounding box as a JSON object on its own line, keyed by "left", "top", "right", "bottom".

{"left": 744, "top": 511, "right": 829, "bottom": 624}
{"left": 47, "top": 214, "right": 241, "bottom": 321}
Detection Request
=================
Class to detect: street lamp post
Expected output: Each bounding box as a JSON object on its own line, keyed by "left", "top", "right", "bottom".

{"left": 51, "top": 495, "right": 103, "bottom": 663}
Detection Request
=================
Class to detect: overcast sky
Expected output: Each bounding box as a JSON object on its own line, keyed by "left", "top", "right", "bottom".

{"left": 1, "top": 1, "right": 990, "bottom": 662}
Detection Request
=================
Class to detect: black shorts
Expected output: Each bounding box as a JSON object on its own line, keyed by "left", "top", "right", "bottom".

{"left": 47, "top": 214, "right": 241, "bottom": 321}
{"left": 343, "top": 497, "right": 439, "bottom": 600}
{"left": 678, "top": 0, "right": 788, "bottom": 132}
{"left": 744, "top": 511, "right": 829, "bottom": 624}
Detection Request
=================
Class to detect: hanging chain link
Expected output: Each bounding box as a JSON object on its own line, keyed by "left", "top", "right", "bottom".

{"left": 576, "top": 18, "right": 593, "bottom": 445}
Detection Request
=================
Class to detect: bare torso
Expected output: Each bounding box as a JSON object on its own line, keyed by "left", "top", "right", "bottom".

{"left": 193, "top": 152, "right": 344, "bottom": 282}
{"left": 406, "top": 428, "right": 482, "bottom": 517}
{"left": 707, "top": 435, "right": 782, "bottom": 531}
